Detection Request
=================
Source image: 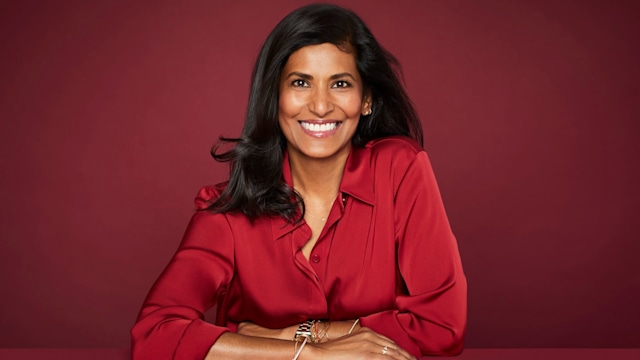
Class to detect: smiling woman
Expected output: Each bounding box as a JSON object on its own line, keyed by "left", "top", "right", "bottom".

{"left": 131, "top": 3, "right": 466, "bottom": 360}
{"left": 278, "top": 43, "right": 370, "bottom": 163}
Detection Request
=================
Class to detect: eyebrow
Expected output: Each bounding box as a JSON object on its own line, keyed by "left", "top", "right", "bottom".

{"left": 284, "top": 71, "right": 357, "bottom": 81}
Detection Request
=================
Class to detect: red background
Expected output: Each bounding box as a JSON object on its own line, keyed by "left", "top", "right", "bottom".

{"left": 1, "top": 0, "right": 638, "bottom": 349}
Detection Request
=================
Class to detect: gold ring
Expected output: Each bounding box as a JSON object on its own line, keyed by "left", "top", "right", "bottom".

{"left": 382, "top": 345, "right": 389, "bottom": 355}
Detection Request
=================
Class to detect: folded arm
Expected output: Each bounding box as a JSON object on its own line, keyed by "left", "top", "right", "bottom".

{"left": 361, "top": 151, "right": 467, "bottom": 356}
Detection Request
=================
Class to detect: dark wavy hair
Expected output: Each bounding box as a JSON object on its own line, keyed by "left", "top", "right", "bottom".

{"left": 208, "top": 3, "right": 423, "bottom": 221}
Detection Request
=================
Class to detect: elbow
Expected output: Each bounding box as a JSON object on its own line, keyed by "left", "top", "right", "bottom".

{"left": 442, "top": 331, "right": 465, "bottom": 356}
{"left": 130, "top": 325, "right": 152, "bottom": 360}
{"left": 438, "top": 317, "right": 466, "bottom": 356}
{"left": 130, "top": 318, "right": 171, "bottom": 360}
{"left": 130, "top": 330, "right": 172, "bottom": 360}
{"left": 419, "top": 325, "right": 466, "bottom": 356}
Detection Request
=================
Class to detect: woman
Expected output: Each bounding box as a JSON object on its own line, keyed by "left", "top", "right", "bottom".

{"left": 132, "top": 4, "right": 466, "bottom": 359}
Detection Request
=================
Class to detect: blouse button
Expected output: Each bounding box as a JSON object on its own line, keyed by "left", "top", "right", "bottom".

{"left": 311, "top": 254, "right": 321, "bottom": 263}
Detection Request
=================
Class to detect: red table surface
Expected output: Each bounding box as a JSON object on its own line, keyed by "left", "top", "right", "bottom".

{"left": 0, "top": 348, "right": 639, "bottom": 359}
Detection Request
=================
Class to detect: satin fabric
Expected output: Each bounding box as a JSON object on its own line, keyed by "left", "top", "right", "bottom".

{"left": 131, "top": 136, "right": 467, "bottom": 359}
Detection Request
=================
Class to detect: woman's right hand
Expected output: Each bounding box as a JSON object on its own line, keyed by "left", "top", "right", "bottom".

{"left": 305, "top": 327, "right": 417, "bottom": 360}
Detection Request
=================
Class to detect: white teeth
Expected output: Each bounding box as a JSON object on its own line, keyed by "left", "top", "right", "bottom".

{"left": 301, "top": 122, "right": 338, "bottom": 132}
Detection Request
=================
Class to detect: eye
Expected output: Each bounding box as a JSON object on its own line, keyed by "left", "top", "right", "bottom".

{"left": 291, "top": 79, "right": 308, "bottom": 87}
{"left": 333, "top": 80, "right": 351, "bottom": 88}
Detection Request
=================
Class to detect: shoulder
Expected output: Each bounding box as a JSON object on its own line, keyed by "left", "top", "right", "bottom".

{"left": 355, "top": 136, "right": 435, "bottom": 194}
{"left": 364, "top": 136, "right": 426, "bottom": 169}
{"left": 366, "top": 136, "right": 424, "bottom": 158}
{"left": 194, "top": 181, "right": 229, "bottom": 210}
{"left": 192, "top": 182, "right": 254, "bottom": 225}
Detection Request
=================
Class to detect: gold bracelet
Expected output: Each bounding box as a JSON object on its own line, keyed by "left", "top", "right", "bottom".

{"left": 317, "top": 321, "right": 330, "bottom": 342}
{"left": 314, "top": 321, "right": 326, "bottom": 342}
{"left": 347, "top": 319, "right": 359, "bottom": 334}
{"left": 324, "top": 321, "right": 331, "bottom": 341}
{"left": 292, "top": 337, "right": 308, "bottom": 360}
{"left": 293, "top": 320, "right": 316, "bottom": 343}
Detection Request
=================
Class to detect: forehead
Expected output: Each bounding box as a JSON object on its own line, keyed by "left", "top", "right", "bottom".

{"left": 282, "top": 43, "right": 359, "bottom": 76}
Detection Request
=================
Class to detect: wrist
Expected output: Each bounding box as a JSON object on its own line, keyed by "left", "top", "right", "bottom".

{"left": 298, "top": 342, "right": 320, "bottom": 360}
{"left": 279, "top": 325, "right": 295, "bottom": 341}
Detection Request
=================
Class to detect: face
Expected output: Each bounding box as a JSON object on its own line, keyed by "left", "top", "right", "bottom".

{"left": 278, "top": 43, "right": 371, "bottom": 163}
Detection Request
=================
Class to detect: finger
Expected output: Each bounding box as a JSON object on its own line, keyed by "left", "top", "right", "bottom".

{"left": 392, "top": 346, "right": 416, "bottom": 360}
{"left": 382, "top": 349, "right": 416, "bottom": 360}
{"left": 357, "top": 329, "right": 415, "bottom": 360}
{"left": 379, "top": 343, "right": 416, "bottom": 360}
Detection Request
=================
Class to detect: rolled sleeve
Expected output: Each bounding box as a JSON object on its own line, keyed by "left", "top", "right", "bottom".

{"left": 131, "top": 186, "right": 235, "bottom": 359}
{"left": 363, "top": 150, "right": 467, "bottom": 356}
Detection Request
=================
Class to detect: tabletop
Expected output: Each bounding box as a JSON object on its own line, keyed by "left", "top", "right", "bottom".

{"left": 1, "top": 348, "right": 639, "bottom": 359}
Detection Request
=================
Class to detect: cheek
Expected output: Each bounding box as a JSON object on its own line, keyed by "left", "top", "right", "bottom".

{"left": 341, "top": 94, "right": 365, "bottom": 116}
{"left": 277, "top": 96, "right": 296, "bottom": 137}
{"left": 332, "top": 86, "right": 365, "bottom": 114}
{"left": 278, "top": 91, "right": 303, "bottom": 117}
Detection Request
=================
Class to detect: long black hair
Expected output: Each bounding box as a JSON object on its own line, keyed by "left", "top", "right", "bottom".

{"left": 208, "top": 3, "right": 423, "bottom": 221}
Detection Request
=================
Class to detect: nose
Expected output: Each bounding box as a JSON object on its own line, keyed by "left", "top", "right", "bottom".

{"left": 308, "top": 88, "right": 334, "bottom": 117}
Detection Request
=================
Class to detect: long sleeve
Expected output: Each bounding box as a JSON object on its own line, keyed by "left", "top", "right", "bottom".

{"left": 359, "top": 149, "right": 467, "bottom": 356}
{"left": 131, "top": 139, "right": 466, "bottom": 359}
{"left": 131, "top": 187, "right": 235, "bottom": 360}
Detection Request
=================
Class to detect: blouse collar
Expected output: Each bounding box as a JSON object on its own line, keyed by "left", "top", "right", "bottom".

{"left": 271, "top": 144, "right": 375, "bottom": 240}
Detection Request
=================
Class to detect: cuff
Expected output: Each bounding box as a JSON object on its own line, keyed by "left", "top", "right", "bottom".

{"left": 175, "top": 319, "right": 230, "bottom": 360}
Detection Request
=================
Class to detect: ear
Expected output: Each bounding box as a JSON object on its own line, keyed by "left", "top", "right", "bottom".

{"left": 361, "top": 90, "right": 373, "bottom": 116}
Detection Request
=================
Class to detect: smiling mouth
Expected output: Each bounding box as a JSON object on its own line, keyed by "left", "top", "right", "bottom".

{"left": 299, "top": 121, "right": 341, "bottom": 132}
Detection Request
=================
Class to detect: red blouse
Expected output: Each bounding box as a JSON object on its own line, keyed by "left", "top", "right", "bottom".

{"left": 131, "top": 136, "right": 467, "bottom": 359}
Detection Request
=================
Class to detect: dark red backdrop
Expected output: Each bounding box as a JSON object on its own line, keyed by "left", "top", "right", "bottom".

{"left": 1, "top": 0, "right": 638, "bottom": 349}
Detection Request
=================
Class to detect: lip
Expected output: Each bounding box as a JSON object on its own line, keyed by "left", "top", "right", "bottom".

{"left": 298, "top": 120, "right": 342, "bottom": 138}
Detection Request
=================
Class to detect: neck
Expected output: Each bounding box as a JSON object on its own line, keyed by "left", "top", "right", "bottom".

{"left": 288, "top": 150, "right": 349, "bottom": 200}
